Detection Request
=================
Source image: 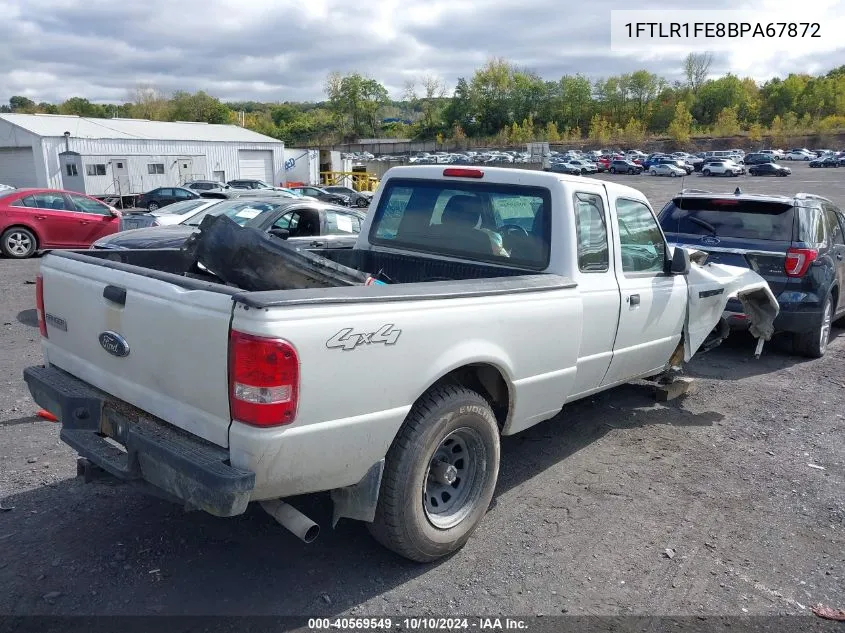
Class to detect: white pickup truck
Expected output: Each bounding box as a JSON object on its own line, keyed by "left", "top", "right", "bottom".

{"left": 24, "top": 166, "right": 778, "bottom": 562}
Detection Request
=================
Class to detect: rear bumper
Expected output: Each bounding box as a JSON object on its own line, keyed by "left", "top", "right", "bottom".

{"left": 23, "top": 365, "right": 254, "bottom": 517}
{"left": 725, "top": 296, "right": 823, "bottom": 334}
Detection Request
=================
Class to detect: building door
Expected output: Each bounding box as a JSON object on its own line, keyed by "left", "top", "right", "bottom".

{"left": 112, "top": 159, "right": 130, "bottom": 196}
{"left": 178, "top": 158, "right": 194, "bottom": 183}
{"left": 238, "top": 149, "right": 274, "bottom": 184}
{"left": 213, "top": 170, "right": 225, "bottom": 183}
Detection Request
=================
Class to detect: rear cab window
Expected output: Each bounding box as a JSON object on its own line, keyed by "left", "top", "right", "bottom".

{"left": 658, "top": 197, "right": 796, "bottom": 242}
{"left": 369, "top": 178, "right": 551, "bottom": 269}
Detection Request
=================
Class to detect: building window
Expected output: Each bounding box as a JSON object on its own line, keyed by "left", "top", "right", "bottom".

{"left": 147, "top": 163, "right": 165, "bottom": 175}
{"left": 86, "top": 164, "right": 107, "bottom": 176}
{"left": 65, "top": 163, "right": 78, "bottom": 177}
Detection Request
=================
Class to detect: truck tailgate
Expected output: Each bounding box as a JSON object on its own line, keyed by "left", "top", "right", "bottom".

{"left": 38, "top": 253, "right": 235, "bottom": 447}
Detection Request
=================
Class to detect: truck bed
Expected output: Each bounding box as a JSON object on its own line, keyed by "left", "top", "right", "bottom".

{"left": 55, "top": 247, "right": 566, "bottom": 307}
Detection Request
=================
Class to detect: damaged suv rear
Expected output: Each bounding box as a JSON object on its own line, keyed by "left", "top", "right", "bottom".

{"left": 660, "top": 189, "right": 845, "bottom": 357}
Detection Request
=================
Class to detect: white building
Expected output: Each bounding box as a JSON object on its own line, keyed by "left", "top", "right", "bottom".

{"left": 0, "top": 113, "right": 286, "bottom": 197}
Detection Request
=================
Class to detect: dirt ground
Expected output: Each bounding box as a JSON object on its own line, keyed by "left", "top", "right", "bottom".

{"left": 0, "top": 163, "right": 843, "bottom": 619}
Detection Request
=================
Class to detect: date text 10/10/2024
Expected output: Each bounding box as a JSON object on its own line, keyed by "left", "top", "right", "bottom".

{"left": 307, "top": 618, "right": 529, "bottom": 630}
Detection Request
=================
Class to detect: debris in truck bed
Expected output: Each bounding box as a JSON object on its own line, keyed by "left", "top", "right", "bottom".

{"left": 181, "top": 214, "right": 385, "bottom": 292}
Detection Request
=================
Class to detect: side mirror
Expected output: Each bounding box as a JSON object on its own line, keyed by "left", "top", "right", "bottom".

{"left": 669, "top": 245, "right": 690, "bottom": 275}
{"left": 268, "top": 228, "right": 290, "bottom": 240}
{"left": 108, "top": 207, "right": 119, "bottom": 217}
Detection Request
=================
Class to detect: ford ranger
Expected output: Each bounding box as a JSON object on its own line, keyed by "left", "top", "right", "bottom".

{"left": 23, "top": 166, "right": 778, "bottom": 562}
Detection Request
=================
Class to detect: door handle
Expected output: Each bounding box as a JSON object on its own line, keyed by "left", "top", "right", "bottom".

{"left": 629, "top": 294, "right": 640, "bottom": 306}
{"left": 35, "top": 215, "right": 47, "bottom": 220}
{"left": 310, "top": 241, "right": 325, "bottom": 247}
{"left": 79, "top": 220, "right": 90, "bottom": 225}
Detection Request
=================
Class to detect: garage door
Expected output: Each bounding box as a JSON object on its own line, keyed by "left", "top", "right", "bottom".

{"left": 238, "top": 150, "right": 274, "bottom": 184}
{"left": 0, "top": 148, "right": 37, "bottom": 188}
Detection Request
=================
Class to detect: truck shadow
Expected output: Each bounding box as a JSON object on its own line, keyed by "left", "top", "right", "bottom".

{"left": 685, "top": 327, "right": 844, "bottom": 380}
{"left": 0, "top": 384, "right": 718, "bottom": 617}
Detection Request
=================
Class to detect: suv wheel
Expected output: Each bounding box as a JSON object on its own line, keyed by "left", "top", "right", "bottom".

{"left": 702, "top": 169, "right": 711, "bottom": 176}
{"left": 795, "top": 294, "right": 833, "bottom": 358}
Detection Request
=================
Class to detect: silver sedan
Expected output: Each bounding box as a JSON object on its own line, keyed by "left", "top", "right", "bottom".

{"left": 649, "top": 163, "right": 686, "bottom": 177}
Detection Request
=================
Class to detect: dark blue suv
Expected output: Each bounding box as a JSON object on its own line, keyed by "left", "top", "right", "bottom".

{"left": 659, "top": 189, "right": 845, "bottom": 358}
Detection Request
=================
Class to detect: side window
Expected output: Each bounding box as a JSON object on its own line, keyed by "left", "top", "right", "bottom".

{"left": 799, "top": 207, "right": 826, "bottom": 244}
{"left": 294, "top": 210, "right": 321, "bottom": 237}
{"left": 158, "top": 188, "right": 173, "bottom": 197}
{"left": 31, "top": 193, "right": 70, "bottom": 211}
{"left": 173, "top": 189, "right": 192, "bottom": 199}
{"left": 325, "top": 211, "right": 361, "bottom": 235}
{"left": 273, "top": 212, "right": 297, "bottom": 230}
{"left": 615, "top": 198, "right": 666, "bottom": 274}
{"left": 68, "top": 194, "right": 111, "bottom": 215}
{"left": 66, "top": 164, "right": 78, "bottom": 177}
{"left": 574, "top": 192, "right": 609, "bottom": 272}
{"left": 374, "top": 186, "right": 412, "bottom": 239}
{"left": 85, "top": 164, "right": 107, "bottom": 176}
{"left": 11, "top": 195, "right": 35, "bottom": 208}
{"left": 823, "top": 206, "right": 845, "bottom": 246}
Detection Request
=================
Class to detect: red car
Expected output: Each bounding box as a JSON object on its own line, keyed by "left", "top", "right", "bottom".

{"left": 0, "top": 188, "right": 121, "bottom": 258}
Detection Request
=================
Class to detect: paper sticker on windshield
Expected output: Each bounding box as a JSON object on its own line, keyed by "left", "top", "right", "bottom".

{"left": 235, "top": 208, "right": 261, "bottom": 219}
{"left": 335, "top": 214, "right": 354, "bottom": 233}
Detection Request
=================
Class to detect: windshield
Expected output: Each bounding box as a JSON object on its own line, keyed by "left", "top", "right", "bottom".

{"left": 182, "top": 199, "right": 280, "bottom": 227}
{"left": 152, "top": 199, "right": 209, "bottom": 216}
{"left": 369, "top": 178, "right": 551, "bottom": 269}
{"left": 659, "top": 198, "right": 795, "bottom": 241}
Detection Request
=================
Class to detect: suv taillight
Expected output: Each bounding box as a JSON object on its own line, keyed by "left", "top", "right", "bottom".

{"left": 784, "top": 247, "right": 818, "bottom": 277}
{"left": 228, "top": 331, "right": 299, "bottom": 427}
{"left": 35, "top": 274, "right": 47, "bottom": 338}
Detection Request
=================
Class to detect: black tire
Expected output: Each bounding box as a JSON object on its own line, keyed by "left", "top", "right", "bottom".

{"left": 794, "top": 293, "right": 833, "bottom": 358}
{"left": 1, "top": 226, "right": 37, "bottom": 259}
{"left": 356, "top": 198, "right": 370, "bottom": 207}
{"left": 702, "top": 169, "right": 711, "bottom": 176}
{"left": 147, "top": 201, "right": 160, "bottom": 211}
{"left": 367, "top": 384, "right": 500, "bottom": 562}
{"left": 610, "top": 167, "right": 616, "bottom": 174}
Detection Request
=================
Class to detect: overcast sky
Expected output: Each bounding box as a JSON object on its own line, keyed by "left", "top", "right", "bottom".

{"left": 1, "top": 0, "right": 843, "bottom": 105}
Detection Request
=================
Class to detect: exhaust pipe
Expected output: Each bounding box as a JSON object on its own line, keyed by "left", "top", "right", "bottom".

{"left": 260, "top": 500, "right": 320, "bottom": 543}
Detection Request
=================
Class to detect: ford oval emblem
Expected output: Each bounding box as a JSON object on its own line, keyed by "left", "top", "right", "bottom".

{"left": 701, "top": 236, "right": 720, "bottom": 245}
{"left": 99, "top": 331, "right": 130, "bottom": 357}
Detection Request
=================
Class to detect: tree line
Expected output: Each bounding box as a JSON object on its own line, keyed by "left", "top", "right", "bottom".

{"left": 3, "top": 55, "right": 845, "bottom": 147}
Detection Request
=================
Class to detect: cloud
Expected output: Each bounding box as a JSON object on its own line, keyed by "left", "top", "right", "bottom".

{"left": 0, "top": 0, "right": 842, "bottom": 105}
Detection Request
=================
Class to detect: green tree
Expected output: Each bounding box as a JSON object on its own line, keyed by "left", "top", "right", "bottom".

{"left": 620, "top": 117, "right": 646, "bottom": 145}
{"left": 769, "top": 115, "right": 786, "bottom": 146}
{"left": 467, "top": 58, "right": 516, "bottom": 135}
{"left": 588, "top": 114, "right": 612, "bottom": 144}
{"left": 169, "top": 91, "right": 231, "bottom": 124}
{"left": 9, "top": 96, "right": 36, "bottom": 112}
{"left": 404, "top": 75, "right": 447, "bottom": 139}
{"left": 58, "top": 97, "right": 108, "bottom": 117}
{"left": 545, "top": 121, "right": 561, "bottom": 142}
{"left": 683, "top": 52, "right": 713, "bottom": 93}
{"left": 668, "top": 102, "right": 693, "bottom": 144}
{"left": 324, "top": 72, "right": 389, "bottom": 138}
{"left": 712, "top": 106, "right": 741, "bottom": 136}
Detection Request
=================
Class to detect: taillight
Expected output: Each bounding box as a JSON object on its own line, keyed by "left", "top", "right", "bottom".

{"left": 443, "top": 168, "right": 484, "bottom": 178}
{"left": 35, "top": 274, "right": 47, "bottom": 338}
{"left": 784, "top": 247, "right": 818, "bottom": 277}
{"left": 228, "top": 331, "right": 299, "bottom": 427}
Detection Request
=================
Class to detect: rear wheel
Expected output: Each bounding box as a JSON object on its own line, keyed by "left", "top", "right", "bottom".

{"left": 627, "top": 168, "right": 634, "bottom": 174}
{"left": 795, "top": 294, "right": 833, "bottom": 358}
{"left": 147, "top": 201, "right": 160, "bottom": 211}
{"left": 649, "top": 169, "right": 657, "bottom": 176}
{"left": 1, "top": 227, "right": 37, "bottom": 258}
{"left": 670, "top": 171, "right": 678, "bottom": 177}
{"left": 702, "top": 169, "right": 711, "bottom": 176}
{"left": 367, "top": 384, "right": 500, "bottom": 562}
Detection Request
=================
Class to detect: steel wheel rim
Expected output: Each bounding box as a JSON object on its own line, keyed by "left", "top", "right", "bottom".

{"left": 423, "top": 427, "right": 487, "bottom": 529}
{"left": 6, "top": 232, "right": 32, "bottom": 256}
{"left": 148, "top": 202, "right": 159, "bottom": 211}
{"left": 820, "top": 300, "right": 832, "bottom": 352}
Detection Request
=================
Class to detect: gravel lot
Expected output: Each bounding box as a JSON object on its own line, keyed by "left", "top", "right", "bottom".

{"left": 0, "top": 163, "right": 843, "bottom": 618}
